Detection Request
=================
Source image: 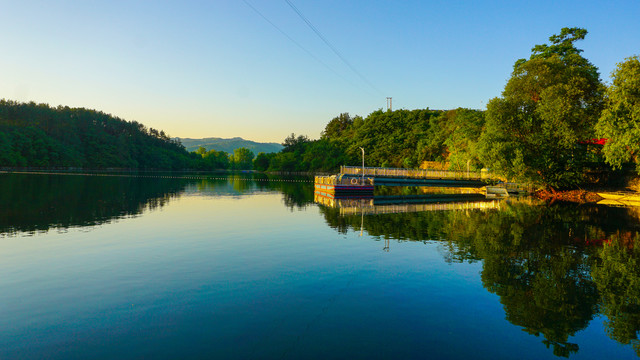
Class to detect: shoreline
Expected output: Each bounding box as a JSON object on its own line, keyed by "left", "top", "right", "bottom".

{"left": 534, "top": 189, "right": 603, "bottom": 203}
{"left": 534, "top": 189, "right": 640, "bottom": 206}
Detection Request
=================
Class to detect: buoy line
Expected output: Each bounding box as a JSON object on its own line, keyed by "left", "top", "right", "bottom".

{"left": 1, "top": 170, "right": 313, "bottom": 183}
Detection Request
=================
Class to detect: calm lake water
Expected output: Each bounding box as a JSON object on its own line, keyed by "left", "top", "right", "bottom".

{"left": 2, "top": 172, "right": 640, "bottom": 359}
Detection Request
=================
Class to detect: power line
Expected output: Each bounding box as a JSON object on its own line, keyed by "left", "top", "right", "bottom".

{"left": 284, "top": 0, "right": 383, "bottom": 96}
{"left": 242, "top": 0, "right": 357, "bottom": 88}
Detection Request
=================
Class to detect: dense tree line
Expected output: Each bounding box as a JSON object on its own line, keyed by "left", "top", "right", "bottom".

{"left": 262, "top": 27, "right": 639, "bottom": 189}
{"left": 257, "top": 108, "right": 485, "bottom": 173}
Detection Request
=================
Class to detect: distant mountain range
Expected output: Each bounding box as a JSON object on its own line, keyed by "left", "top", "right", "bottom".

{"left": 176, "top": 137, "right": 283, "bottom": 154}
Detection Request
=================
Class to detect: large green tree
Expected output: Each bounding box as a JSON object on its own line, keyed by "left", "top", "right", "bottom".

{"left": 253, "top": 152, "right": 273, "bottom": 171}
{"left": 478, "top": 28, "right": 605, "bottom": 188}
{"left": 596, "top": 55, "right": 640, "bottom": 173}
{"left": 424, "top": 108, "right": 485, "bottom": 171}
{"left": 231, "top": 147, "right": 254, "bottom": 170}
{"left": 321, "top": 113, "right": 358, "bottom": 140}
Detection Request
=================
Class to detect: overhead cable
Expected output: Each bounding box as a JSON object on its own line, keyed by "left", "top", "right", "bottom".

{"left": 284, "top": 0, "right": 383, "bottom": 95}
{"left": 242, "top": 0, "right": 357, "bottom": 88}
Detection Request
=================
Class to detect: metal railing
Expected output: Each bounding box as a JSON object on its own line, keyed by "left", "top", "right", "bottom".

{"left": 340, "top": 165, "right": 490, "bottom": 180}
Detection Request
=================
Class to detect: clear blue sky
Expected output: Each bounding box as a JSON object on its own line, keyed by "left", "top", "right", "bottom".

{"left": 1, "top": 0, "right": 638, "bottom": 142}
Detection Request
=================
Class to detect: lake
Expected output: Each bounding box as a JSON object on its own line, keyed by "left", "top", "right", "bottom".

{"left": 1, "top": 172, "right": 639, "bottom": 359}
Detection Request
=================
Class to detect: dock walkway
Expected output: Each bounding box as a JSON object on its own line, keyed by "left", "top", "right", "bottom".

{"left": 340, "top": 165, "right": 490, "bottom": 181}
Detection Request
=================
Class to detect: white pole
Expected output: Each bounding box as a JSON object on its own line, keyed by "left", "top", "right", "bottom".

{"left": 359, "top": 147, "right": 365, "bottom": 185}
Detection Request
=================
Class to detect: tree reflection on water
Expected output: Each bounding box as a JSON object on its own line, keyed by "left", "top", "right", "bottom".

{"left": 0, "top": 173, "right": 186, "bottom": 236}
{"left": 0, "top": 172, "right": 315, "bottom": 236}
{"left": 318, "top": 197, "right": 640, "bottom": 357}
{"left": 592, "top": 232, "right": 640, "bottom": 355}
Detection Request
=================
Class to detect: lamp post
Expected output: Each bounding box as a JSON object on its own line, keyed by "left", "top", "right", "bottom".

{"left": 359, "top": 147, "right": 365, "bottom": 185}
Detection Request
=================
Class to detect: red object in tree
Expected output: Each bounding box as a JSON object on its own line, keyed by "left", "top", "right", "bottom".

{"left": 578, "top": 138, "right": 608, "bottom": 145}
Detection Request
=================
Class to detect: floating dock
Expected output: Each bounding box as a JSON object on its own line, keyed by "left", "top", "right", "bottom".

{"left": 314, "top": 175, "right": 374, "bottom": 196}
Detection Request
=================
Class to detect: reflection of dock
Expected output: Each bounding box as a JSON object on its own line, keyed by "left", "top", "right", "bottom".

{"left": 314, "top": 191, "right": 500, "bottom": 215}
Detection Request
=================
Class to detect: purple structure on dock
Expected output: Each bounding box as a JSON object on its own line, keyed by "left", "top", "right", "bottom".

{"left": 314, "top": 175, "right": 374, "bottom": 196}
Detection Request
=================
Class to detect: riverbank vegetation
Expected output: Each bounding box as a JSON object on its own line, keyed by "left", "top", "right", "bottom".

{"left": 1, "top": 27, "right": 638, "bottom": 189}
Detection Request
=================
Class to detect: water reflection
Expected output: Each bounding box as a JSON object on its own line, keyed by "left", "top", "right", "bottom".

{"left": 0, "top": 172, "right": 314, "bottom": 236}
{"left": 0, "top": 173, "right": 185, "bottom": 236}
{"left": 315, "top": 196, "right": 640, "bottom": 357}
{"left": 315, "top": 191, "right": 499, "bottom": 215}
{"left": 5, "top": 173, "right": 640, "bottom": 357}
{"left": 592, "top": 232, "right": 640, "bottom": 355}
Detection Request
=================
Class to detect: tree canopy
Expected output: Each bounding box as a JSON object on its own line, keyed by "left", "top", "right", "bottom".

{"left": 596, "top": 55, "right": 640, "bottom": 173}
{"left": 478, "top": 27, "right": 605, "bottom": 188}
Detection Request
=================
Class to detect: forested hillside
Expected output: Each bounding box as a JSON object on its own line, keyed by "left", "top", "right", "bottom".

{"left": 0, "top": 100, "right": 193, "bottom": 169}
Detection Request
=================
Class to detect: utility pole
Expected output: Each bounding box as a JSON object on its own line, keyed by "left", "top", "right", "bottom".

{"left": 386, "top": 97, "right": 392, "bottom": 111}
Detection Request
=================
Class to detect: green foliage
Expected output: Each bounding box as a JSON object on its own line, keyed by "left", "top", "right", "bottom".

{"left": 301, "top": 139, "right": 352, "bottom": 171}
{"left": 430, "top": 108, "right": 485, "bottom": 170}
{"left": 478, "top": 28, "right": 605, "bottom": 188}
{"left": 596, "top": 56, "right": 640, "bottom": 173}
{"left": 321, "top": 112, "right": 358, "bottom": 140}
{"left": 282, "top": 133, "right": 311, "bottom": 153}
{"left": 268, "top": 151, "right": 298, "bottom": 172}
{"left": 529, "top": 28, "right": 589, "bottom": 62}
{"left": 0, "top": 100, "right": 190, "bottom": 169}
{"left": 264, "top": 108, "right": 486, "bottom": 173}
{"left": 253, "top": 152, "right": 273, "bottom": 171}
{"left": 231, "top": 147, "right": 254, "bottom": 170}
{"left": 347, "top": 109, "right": 440, "bottom": 168}
{"left": 200, "top": 149, "right": 230, "bottom": 169}
{"left": 265, "top": 133, "right": 312, "bottom": 172}
{"left": 264, "top": 133, "right": 351, "bottom": 173}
